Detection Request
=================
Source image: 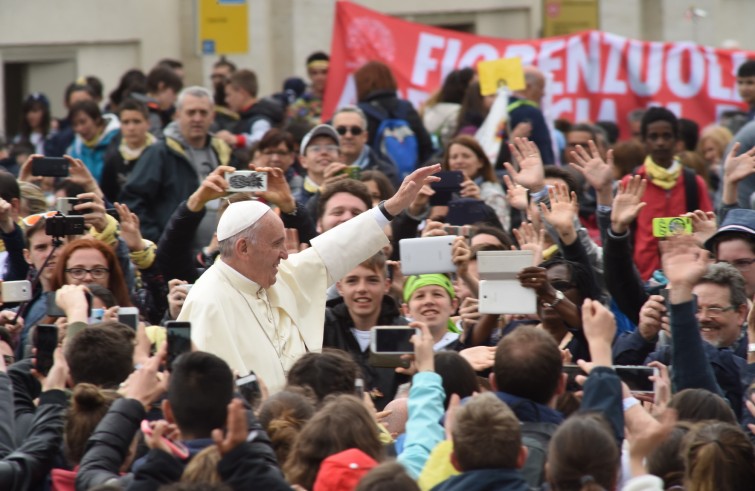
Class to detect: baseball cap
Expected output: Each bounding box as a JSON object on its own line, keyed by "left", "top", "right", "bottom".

{"left": 300, "top": 124, "right": 340, "bottom": 156}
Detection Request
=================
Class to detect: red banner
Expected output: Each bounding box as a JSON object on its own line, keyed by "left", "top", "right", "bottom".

{"left": 323, "top": 2, "right": 755, "bottom": 137}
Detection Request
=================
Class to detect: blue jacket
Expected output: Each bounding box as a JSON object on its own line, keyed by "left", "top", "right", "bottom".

{"left": 66, "top": 114, "right": 120, "bottom": 183}
{"left": 431, "top": 468, "right": 529, "bottom": 491}
{"left": 397, "top": 371, "right": 445, "bottom": 479}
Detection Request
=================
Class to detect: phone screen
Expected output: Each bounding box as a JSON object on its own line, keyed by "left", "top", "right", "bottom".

{"left": 374, "top": 328, "right": 416, "bottom": 354}
{"left": 118, "top": 310, "right": 139, "bottom": 330}
{"left": 166, "top": 322, "right": 192, "bottom": 368}
{"left": 615, "top": 366, "right": 656, "bottom": 393}
{"left": 34, "top": 324, "right": 58, "bottom": 376}
{"left": 236, "top": 373, "right": 261, "bottom": 404}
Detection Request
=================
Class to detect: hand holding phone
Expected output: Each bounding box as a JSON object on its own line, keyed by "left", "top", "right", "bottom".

{"left": 166, "top": 321, "right": 192, "bottom": 368}
{"left": 141, "top": 420, "right": 189, "bottom": 459}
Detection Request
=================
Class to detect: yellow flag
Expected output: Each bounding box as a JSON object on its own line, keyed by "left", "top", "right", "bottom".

{"left": 477, "top": 57, "right": 526, "bottom": 96}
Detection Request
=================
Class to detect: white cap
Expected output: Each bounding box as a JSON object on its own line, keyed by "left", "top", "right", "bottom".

{"left": 300, "top": 124, "right": 340, "bottom": 156}
{"left": 216, "top": 200, "right": 271, "bottom": 241}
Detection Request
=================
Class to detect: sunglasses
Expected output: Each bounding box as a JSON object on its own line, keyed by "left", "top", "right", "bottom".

{"left": 336, "top": 125, "right": 364, "bottom": 136}
{"left": 22, "top": 211, "right": 60, "bottom": 227}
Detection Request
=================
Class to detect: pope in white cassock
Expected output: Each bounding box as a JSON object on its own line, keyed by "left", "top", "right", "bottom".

{"left": 178, "top": 162, "right": 441, "bottom": 393}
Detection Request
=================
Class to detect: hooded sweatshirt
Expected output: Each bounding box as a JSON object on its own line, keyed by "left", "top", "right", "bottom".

{"left": 67, "top": 113, "right": 120, "bottom": 182}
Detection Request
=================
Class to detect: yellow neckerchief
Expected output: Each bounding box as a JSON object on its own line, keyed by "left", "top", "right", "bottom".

{"left": 83, "top": 127, "right": 105, "bottom": 148}
{"left": 119, "top": 133, "right": 156, "bottom": 161}
{"left": 542, "top": 244, "right": 560, "bottom": 261}
{"left": 644, "top": 155, "right": 681, "bottom": 190}
{"left": 303, "top": 176, "right": 321, "bottom": 194}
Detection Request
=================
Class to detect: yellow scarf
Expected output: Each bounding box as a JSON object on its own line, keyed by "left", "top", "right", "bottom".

{"left": 644, "top": 155, "right": 681, "bottom": 190}
{"left": 119, "top": 133, "right": 156, "bottom": 161}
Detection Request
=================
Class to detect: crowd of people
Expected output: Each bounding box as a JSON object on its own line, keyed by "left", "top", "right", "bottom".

{"left": 1, "top": 49, "right": 755, "bottom": 491}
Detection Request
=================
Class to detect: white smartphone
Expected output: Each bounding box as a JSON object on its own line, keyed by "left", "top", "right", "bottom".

{"left": 117, "top": 307, "right": 139, "bottom": 330}
{"left": 89, "top": 308, "right": 105, "bottom": 324}
{"left": 1, "top": 280, "right": 32, "bottom": 303}
{"left": 370, "top": 326, "right": 420, "bottom": 355}
{"left": 399, "top": 236, "right": 457, "bottom": 275}
{"left": 225, "top": 171, "right": 268, "bottom": 192}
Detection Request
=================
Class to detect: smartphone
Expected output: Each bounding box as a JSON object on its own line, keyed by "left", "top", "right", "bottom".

{"left": 236, "top": 372, "right": 261, "bottom": 404}
{"left": 652, "top": 217, "right": 692, "bottom": 238}
{"left": 429, "top": 170, "right": 464, "bottom": 206}
{"left": 370, "top": 326, "right": 420, "bottom": 355}
{"left": 399, "top": 236, "right": 457, "bottom": 275}
{"left": 34, "top": 324, "right": 58, "bottom": 376}
{"left": 445, "top": 198, "right": 492, "bottom": 226}
{"left": 140, "top": 420, "right": 189, "bottom": 459}
{"left": 47, "top": 290, "right": 92, "bottom": 317}
{"left": 342, "top": 166, "right": 361, "bottom": 179}
{"left": 166, "top": 321, "right": 192, "bottom": 368}
{"left": 562, "top": 364, "right": 657, "bottom": 394}
{"left": 117, "top": 307, "right": 139, "bottom": 330}
{"left": 90, "top": 308, "right": 105, "bottom": 324}
{"left": 225, "top": 171, "right": 268, "bottom": 192}
{"left": 31, "top": 157, "right": 69, "bottom": 177}
{"left": 443, "top": 225, "right": 471, "bottom": 237}
{"left": 56, "top": 197, "right": 93, "bottom": 216}
{"left": 45, "top": 215, "right": 85, "bottom": 237}
{"left": 1, "top": 280, "right": 32, "bottom": 303}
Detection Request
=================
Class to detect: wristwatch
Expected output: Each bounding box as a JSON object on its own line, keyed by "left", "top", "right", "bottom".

{"left": 543, "top": 290, "right": 565, "bottom": 309}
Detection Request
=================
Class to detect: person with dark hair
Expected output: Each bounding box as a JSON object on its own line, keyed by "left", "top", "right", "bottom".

{"left": 315, "top": 178, "right": 372, "bottom": 233}
{"left": 433, "top": 351, "right": 480, "bottom": 409}
{"left": 595, "top": 120, "right": 619, "bottom": 145}
{"left": 288, "top": 51, "right": 330, "bottom": 126}
{"left": 257, "top": 389, "right": 316, "bottom": 464}
{"left": 133, "top": 65, "right": 184, "bottom": 136}
{"left": 442, "top": 135, "right": 509, "bottom": 230}
{"left": 211, "top": 56, "right": 238, "bottom": 131}
{"left": 64, "top": 325, "right": 134, "bottom": 388}
{"left": 215, "top": 69, "right": 284, "bottom": 161}
{"left": 359, "top": 170, "right": 396, "bottom": 207}
{"left": 332, "top": 106, "right": 401, "bottom": 188}
{"left": 678, "top": 118, "right": 700, "bottom": 152}
{"left": 44, "top": 83, "right": 95, "bottom": 157}
{"left": 285, "top": 349, "right": 361, "bottom": 404}
{"left": 355, "top": 61, "right": 434, "bottom": 173}
{"left": 323, "top": 251, "right": 409, "bottom": 409}
{"left": 422, "top": 68, "right": 475, "bottom": 151}
{"left": 356, "top": 461, "right": 420, "bottom": 491}
{"left": 0, "top": 171, "right": 24, "bottom": 281}
{"left": 101, "top": 99, "right": 156, "bottom": 202}
{"left": 256, "top": 128, "right": 304, "bottom": 195}
{"left": 66, "top": 100, "right": 121, "bottom": 182}
{"left": 106, "top": 69, "right": 147, "bottom": 112}
{"left": 737, "top": 59, "right": 755, "bottom": 120}
{"left": 619, "top": 106, "right": 712, "bottom": 281}
{"left": 14, "top": 93, "right": 51, "bottom": 155}
{"left": 682, "top": 421, "right": 755, "bottom": 490}
{"left": 157, "top": 58, "right": 185, "bottom": 81}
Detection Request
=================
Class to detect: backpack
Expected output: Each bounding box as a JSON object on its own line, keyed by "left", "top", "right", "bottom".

{"left": 519, "top": 421, "right": 559, "bottom": 489}
{"left": 359, "top": 100, "right": 419, "bottom": 178}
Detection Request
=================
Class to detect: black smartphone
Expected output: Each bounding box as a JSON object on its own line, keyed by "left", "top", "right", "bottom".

{"left": 56, "top": 197, "right": 94, "bottom": 216}
{"left": 445, "top": 198, "right": 490, "bottom": 226}
{"left": 31, "top": 157, "right": 69, "bottom": 177}
{"left": 47, "top": 290, "right": 92, "bottom": 317}
{"left": 236, "top": 372, "right": 261, "bottom": 404}
{"left": 429, "top": 170, "right": 464, "bottom": 206}
{"left": 563, "top": 364, "right": 657, "bottom": 394}
{"left": 370, "top": 326, "right": 419, "bottom": 355}
{"left": 166, "top": 321, "right": 192, "bottom": 368}
{"left": 34, "top": 324, "right": 58, "bottom": 376}
{"left": 45, "top": 215, "right": 85, "bottom": 237}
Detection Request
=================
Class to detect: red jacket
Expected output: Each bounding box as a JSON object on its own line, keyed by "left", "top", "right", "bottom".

{"left": 622, "top": 165, "right": 712, "bottom": 281}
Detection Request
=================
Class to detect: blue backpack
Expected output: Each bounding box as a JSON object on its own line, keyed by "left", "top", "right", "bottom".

{"left": 359, "top": 101, "right": 419, "bottom": 178}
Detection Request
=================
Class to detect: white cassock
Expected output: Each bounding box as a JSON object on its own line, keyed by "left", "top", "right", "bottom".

{"left": 178, "top": 208, "right": 389, "bottom": 393}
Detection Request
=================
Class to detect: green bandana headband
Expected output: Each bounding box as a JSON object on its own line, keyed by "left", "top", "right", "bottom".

{"left": 403, "top": 274, "right": 460, "bottom": 334}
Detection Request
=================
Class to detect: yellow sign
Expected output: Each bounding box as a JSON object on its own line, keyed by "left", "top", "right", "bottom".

{"left": 198, "top": 0, "right": 249, "bottom": 55}
{"left": 542, "top": 0, "right": 600, "bottom": 37}
{"left": 477, "top": 58, "right": 526, "bottom": 96}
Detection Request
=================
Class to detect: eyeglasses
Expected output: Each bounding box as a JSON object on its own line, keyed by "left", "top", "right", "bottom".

{"left": 718, "top": 258, "right": 755, "bottom": 271}
{"left": 696, "top": 305, "right": 736, "bottom": 318}
{"left": 65, "top": 267, "right": 110, "bottom": 279}
{"left": 307, "top": 144, "right": 339, "bottom": 155}
{"left": 551, "top": 280, "right": 576, "bottom": 292}
{"left": 336, "top": 125, "right": 364, "bottom": 136}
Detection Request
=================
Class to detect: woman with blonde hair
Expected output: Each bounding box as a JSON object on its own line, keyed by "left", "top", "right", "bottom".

{"left": 696, "top": 124, "right": 733, "bottom": 193}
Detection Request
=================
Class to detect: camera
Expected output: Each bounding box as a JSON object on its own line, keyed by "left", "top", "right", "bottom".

{"left": 45, "top": 214, "right": 85, "bottom": 237}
